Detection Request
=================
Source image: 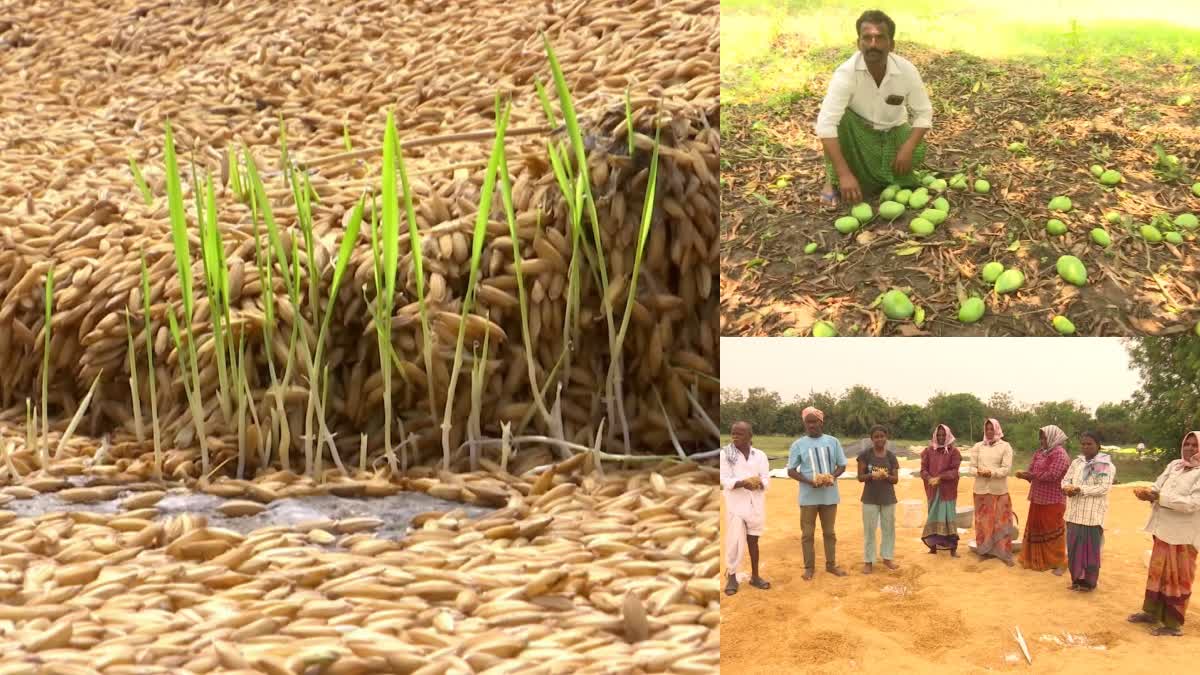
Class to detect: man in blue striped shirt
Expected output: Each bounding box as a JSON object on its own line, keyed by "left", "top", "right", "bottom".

{"left": 787, "top": 407, "right": 848, "bottom": 580}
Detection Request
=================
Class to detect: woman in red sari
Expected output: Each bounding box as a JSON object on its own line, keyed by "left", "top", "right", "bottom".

{"left": 1016, "top": 425, "right": 1071, "bottom": 575}
{"left": 1128, "top": 431, "right": 1200, "bottom": 636}
{"left": 921, "top": 424, "right": 961, "bottom": 557}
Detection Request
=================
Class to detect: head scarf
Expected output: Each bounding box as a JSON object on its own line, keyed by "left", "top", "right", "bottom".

{"left": 1039, "top": 425, "right": 1068, "bottom": 453}
{"left": 983, "top": 418, "right": 1004, "bottom": 445}
{"left": 801, "top": 407, "right": 825, "bottom": 423}
{"left": 1180, "top": 431, "right": 1200, "bottom": 470}
{"left": 930, "top": 424, "right": 956, "bottom": 452}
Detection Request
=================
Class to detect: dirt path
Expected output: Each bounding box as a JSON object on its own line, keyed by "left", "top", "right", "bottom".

{"left": 721, "top": 462, "right": 1195, "bottom": 674}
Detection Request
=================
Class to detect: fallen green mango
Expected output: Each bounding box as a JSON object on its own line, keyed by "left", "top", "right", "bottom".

{"left": 1178, "top": 95, "right": 1194, "bottom": 106}
{"left": 1056, "top": 254, "right": 1088, "bottom": 286}
{"left": 1141, "top": 224, "right": 1163, "bottom": 242}
{"left": 835, "top": 216, "right": 860, "bottom": 234}
{"left": 914, "top": 306, "right": 926, "bottom": 326}
{"left": 879, "top": 201, "right": 906, "bottom": 221}
{"left": 981, "top": 261, "right": 1004, "bottom": 284}
{"left": 908, "top": 193, "right": 931, "bottom": 210}
{"left": 994, "top": 268, "right": 1025, "bottom": 294}
{"left": 1048, "top": 196, "right": 1072, "bottom": 212}
{"left": 895, "top": 189, "right": 913, "bottom": 206}
{"left": 933, "top": 197, "right": 950, "bottom": 213}
{"left": 958, "top": 297, "right": 985, "bottom": 324}
{"left": 1105, "top": 212, "right": 1122, "bottom": 225}
{"left": 805, "top": 242, "right": 819, "bottom": 254}
{"left": 950, "top": 177, "right": 968, "bottom": 190}
{"left": 1090, "top": 164, "right": 1104, "bottom": 177}
{"left": 812, "top": 321, "right": 837, "bottom": 337}
{"left": 852, "top": 203, "right": 874, "bottom": 223}
{"left": 1175, "top": 213, "right": 1198, "bottom": 229}
{"left": 912, "top": 187, "right": 929, "bottom": 198}
{"left": 1090, "top": 228, "right": 1111, "bottom": 247}
{"left": 1007, "top": 142, "right": 1026, "bottom": 153}
{"left": 1193, "top": 183, "right": 1200, "bottom": 198}
{"left": 920, "top": 209, "right": 947, "bottom": 226}
{"left": 929, "top": 178, "right": 948, "bottom": 192}
{"left": 1046, "top": 219, "right": 1068, "bottom": 236}
{"left": 910, "top": 218, "right": 935, "bottom": 236}
{"left": 922, "top": 174, "right": 936, "bottom": 187}
{"left": 1165, "top": 231, "right": 1184, "bottom": 245}
{"left": 1099, "top": 170, "right": 1122, "bottom": 186}
{"left": 880, "top": 187, "right": 897, "bottom": 202}
{"left": 1053, "top": 315, "right": 1076, "bottom": 335}
{"left": 881, "top": 290, "right": 915, "bottom": 320}
{"left": 974, "top": 179, "right": 991, "bottom": 194}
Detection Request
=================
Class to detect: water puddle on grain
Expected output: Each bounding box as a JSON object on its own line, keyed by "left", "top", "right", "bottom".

{"left": 4, "top": 479, "right": 493, "bottom": 544}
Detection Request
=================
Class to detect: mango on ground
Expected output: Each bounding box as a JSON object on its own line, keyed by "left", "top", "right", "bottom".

{"left": 881, "top": 290, "right": 915, "bottom": 320}
{"left": 1090, "top": 228, "right": 1111, "bottom": 247}
{"left": 1048, "top": 196, "right": 1072, "bottom": 212}
{"left": 1055, "top": 255, "right": 1088, "bottom": 287}
{"left": 812, "top": 321, "right": 837, "bottom": 337}
{"left": 958, "top": 297, "right": 985, "bottom": 324}
{"left": 835, "top": 216, "right": 860, "bottom": 234}
{"left": 910, "top": 218, "right": 935, "bottom": 236}
{"left": 994, "top": 268, "right": 1024, "bottom": 294}
{"left": 1140, "top": 225, "right": 1163, "bottom": 242}
{"left": 879, "top": 201, "right": 905, "bottom": 221}
{"left": 981, "top": 261, "right": 1004, "bottom": 284}
{"left": 1046, "top": 219, "right": 1067, "bottom": 236}
{"left": 1053, "top": 315, "right": 1076, "bottom": 335}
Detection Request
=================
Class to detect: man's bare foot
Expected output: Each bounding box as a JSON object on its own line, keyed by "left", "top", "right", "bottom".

{"left": 802, "top": 569, "right": 815, "bottom": 581}
{"left": 1127, "top": 612, "right": 1155, "bottom": 624}
{"left": 827, "top": 566, "right": 847, "bottom": 577}
{"left": 882, "top": 560, "right": 900, "bottom": 570}
{"left": 863, "top": 563, "right": 873, "bottom": 574}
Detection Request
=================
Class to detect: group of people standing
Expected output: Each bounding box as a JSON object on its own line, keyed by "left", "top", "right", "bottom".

{"left": 722, "top": 410, "right": 1200, "bottom": 637}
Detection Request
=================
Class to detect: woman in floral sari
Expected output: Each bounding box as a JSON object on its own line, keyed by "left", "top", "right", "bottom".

{"left": 1128, "top": 431, "right": 1200, "bottom": 636}
{"left": 921, "top": 424, "right": 961, "bottom": 556}
{"left": 970, "top": 418, "right": 1017, "bottom": 566}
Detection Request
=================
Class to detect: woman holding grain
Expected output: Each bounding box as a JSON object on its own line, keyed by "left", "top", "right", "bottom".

{"left": 1016, "top": 425, "right": 1071, "bottom": 575}
{"left": 1060, "top": 431, "right": 1115, "bottom": 591}
{"left": 858, "top": 424, "right": 900, "bottom": 574}
{"left": 970, "top": 418, "right": 1017, "bottom": 566}
{"left": 1128, "top": 431, "right": 1200, "bottom": 636}
{"left": 921, "top": 423, "right": 961, "bottom": 556}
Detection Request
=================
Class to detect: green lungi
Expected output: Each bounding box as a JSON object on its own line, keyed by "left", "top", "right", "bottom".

{"left": 823, "top": 108, "right": 927, "bottom": 197}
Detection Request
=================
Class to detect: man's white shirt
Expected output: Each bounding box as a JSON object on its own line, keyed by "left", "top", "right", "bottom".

{"left": 720, "top": 445, "right": 771, "bottom": 521}
{"left": 814, "top": 52, "right": 933, "bottom": 138}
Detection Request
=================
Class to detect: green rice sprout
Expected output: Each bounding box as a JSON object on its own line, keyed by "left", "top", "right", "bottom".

{"left": 40, "top": 267, "right": 52, "bottom": 467}
{"left": 125, "top": 313, "right": 144, "bottom": 444}
{"left": 163, "top": 122, "right": 195, "bottom": 321}
{"left": 26, "top": 398, "right": 35, "bottom": 470}
{"left": 608, "top": 124, "right": 662, "bottom": 456}
{"left": 441, "top": 95, "right": 510, "bottom": 471}
{"left": 128, "top": 155, "right": 154, "bottom": 205}
{"left": 53, "top": 370, "right": 103, "bottom": 459}
{"left": 376, "top": 110, "right": 405, "bottom": 475}
{"left": 467, "top": 308, "right": 493, "bottom": 471}
{"left": 199, "top": 170, "right": 235, "bottom": 427}
{"left": 496, "top": 119, "right": 557, "bottom": 440}
{"left": 166, "top": 307, "right": 209, "bottom": 477}
{"left": 139, "top": 251, "right": 162, "bottom": 480}
{"left": 343, "top": 123, "right": 353, "bottom": 152}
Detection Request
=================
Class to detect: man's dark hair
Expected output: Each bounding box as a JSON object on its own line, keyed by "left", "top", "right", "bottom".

{"left": 1081, "top": 430, "right": 1103, "bottom": 444}
{"left": 856, "top": 10, "right": 896, "bottom": 40}
{"left": 869, "top": 424, "right": 890, "bottom": 437}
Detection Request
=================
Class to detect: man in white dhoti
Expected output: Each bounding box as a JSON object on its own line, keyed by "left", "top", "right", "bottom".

{"left": 722, "top": 420, "right": 772, "bottom": 596}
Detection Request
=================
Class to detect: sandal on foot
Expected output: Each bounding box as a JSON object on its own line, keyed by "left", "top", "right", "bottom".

{"left": 1152, "top": 626, "right": 1182, "bottom": 637}
{"left": 1127, "top": 612, "right": 1155, "bottom": 624}
{"left": 819, "top": 188, "right": 839, "bottom": 209}
{"left": 724, "top": 575, "right": 739, "bottom": 596}
{"left": 749, "top": 577, "right": 771, "bottom": 590}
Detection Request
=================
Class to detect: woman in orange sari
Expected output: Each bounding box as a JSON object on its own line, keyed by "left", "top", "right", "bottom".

{"left": 1015, "top": 425, "right": 1070, "bottom": 574}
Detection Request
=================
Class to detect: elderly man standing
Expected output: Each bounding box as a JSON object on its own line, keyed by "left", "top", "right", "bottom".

{"left": 816, "top": 9, "right": 933, "bottom": 208}
{"left": 788, "top": 407, "right": 849, "bottom": 580}
{"left": 722, "top": 421, "right": 772, "bottom": 596}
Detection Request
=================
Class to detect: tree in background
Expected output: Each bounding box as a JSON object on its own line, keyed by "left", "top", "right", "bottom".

{"left": 1094, "top": 400, "right": 1139, "bottom": 446}
{"left": 835, "top": 385, "right": 890, "bottom": 436}
{"left": 986, "top": 392, "right": 1022, "bottom": 421}
{"left": 926, "top": 392, "right": 988, "bottom": 443}
{"left": 892, "top": 403, "right": 930, "bottom": 440}
{"left": 1126, "top": 337, "right": 1200, "bottom": 459}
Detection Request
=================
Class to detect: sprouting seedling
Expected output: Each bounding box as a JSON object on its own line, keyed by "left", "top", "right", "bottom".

{"left": 607, "top": 123, "right": 663, "bottom": 456}
{"left": 441, "top": 95, "right": 510, "bottom": 471}
{"left": 343, "top": 122, "right": 353, "bottom": 152}
{"left": 125, "top": 312, "right": 144, "bottom": 444}
{"left": 128, "top": 155, "right": 154, "bottom": 205}
{"left": 625, "top": 86, "right": 635, "bottom": 158}
{"left": 40, "top": 266, "right": 53, "bottom": 468}
{"left": 140, "top": 251, "right": 161, "bottom": 480}
{"left": 374, "top": 109, "right": 407, "bottom": 475}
